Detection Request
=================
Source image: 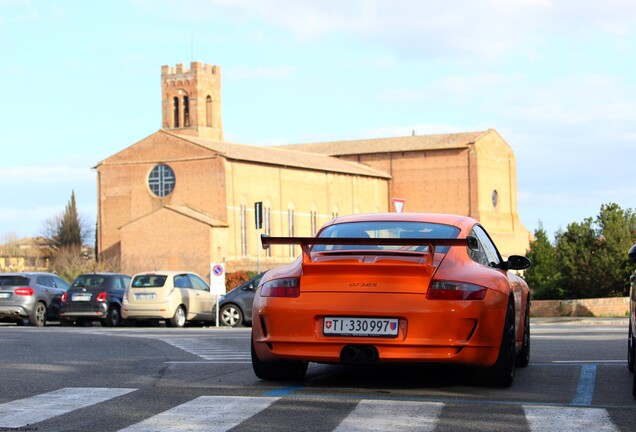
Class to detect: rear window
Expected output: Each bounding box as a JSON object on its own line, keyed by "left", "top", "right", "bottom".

{"left": 0, "top": 276, "right": 29, "bottom": 286}
{"left": 315, "top": 221, "right": 460, "bottom": 252}
{"left": 72, "top": 275, "right": 107, "bottom": 288}
{"left": 131, "top": 275, "right": 167, "bottom": 288}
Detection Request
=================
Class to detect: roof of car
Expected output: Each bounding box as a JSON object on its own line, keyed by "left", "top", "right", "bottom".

{"left": 131, "top": 270, "right": 200, "bottom": 277}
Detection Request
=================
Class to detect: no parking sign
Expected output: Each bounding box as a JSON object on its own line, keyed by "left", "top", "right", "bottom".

{"left": 210, "top": 263, "right": 226, "bottom": 295}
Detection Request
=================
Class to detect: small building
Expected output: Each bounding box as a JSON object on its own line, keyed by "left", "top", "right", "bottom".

{"left": 95, "top": 61, "right": 531, "bottom": 278}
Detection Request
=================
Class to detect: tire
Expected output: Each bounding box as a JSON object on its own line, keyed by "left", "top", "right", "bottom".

{"left": 102, "top": 305, "right": 122, "bottom": 327}
{"left": 220, "top": 304, "right": 243, "bottom": 327}
{"left": 168, "top": 306, "right": 186, "bottom": 328}
{"left": 481, "top": 299, "right": 516, "bottom": 387}
{"left": 28, "top": 302, "right": 47, "bottom": 327}
{"left": 516, "top": 297, "right": 531, "bottom": 368}
{"left": 628, "top": 324, "right": 635, "bottom": 372}
{"left": 633, "top": 363, "right": 636, "bottom": 400}
{"left": 251, "top": 335, "right": 308, "bottom": 381}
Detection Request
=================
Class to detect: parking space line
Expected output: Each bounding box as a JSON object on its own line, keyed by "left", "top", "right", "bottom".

{"left": 571, "top": 364, "right": 597, "bottom": 406}
{"left": 263, "top": 385, "right": 304, "bottom": 397}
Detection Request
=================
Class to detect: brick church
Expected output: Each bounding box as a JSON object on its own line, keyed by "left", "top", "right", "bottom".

{"left": 95, "top": 62, "right": 531, "bottom": 279}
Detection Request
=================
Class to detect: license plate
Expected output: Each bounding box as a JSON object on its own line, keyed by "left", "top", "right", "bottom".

{"left": 0, "top": 292, "right": 10, "bottom": 299}
{"left": 135, "top": 293, "right": 155, "bottom": 300}
{"left": 72, "top": 293, "right": 91, "bottom": 301}
{"left": 323, "top": 317, "right": 399, "bottom": 337}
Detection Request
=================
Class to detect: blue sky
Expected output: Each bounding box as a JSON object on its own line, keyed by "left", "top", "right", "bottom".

{"left": 1, "top": 0, "right": 635, "bottom": 244}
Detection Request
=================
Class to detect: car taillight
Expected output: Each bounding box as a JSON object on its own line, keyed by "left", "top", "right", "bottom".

{"left": 15, "top": 287, "right": 34, "bottom": 296}
{"left": 61, "top": 292, "right": 68, "bottom": 302}
{"left": 96, "top": 292, "right": 107, "bottom": 302}
{"left": 123, "top": 291, "right": 128, "bottom": 303}
{"left": 427, "top": 280, "right": 487, "bottom": 300}
{"left": 260, "top": 278, "right": 300, "bottom": 298}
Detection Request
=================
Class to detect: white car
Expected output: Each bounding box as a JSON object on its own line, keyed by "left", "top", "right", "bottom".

{"left": 122, "top": 271, "right": 214, "bottom": 327}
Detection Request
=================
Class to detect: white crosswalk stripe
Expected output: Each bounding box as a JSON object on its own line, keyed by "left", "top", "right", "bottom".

{"left": 0, "top": 387, "right": 135, "bottom": 428}
{"left": 119, "top": 396, "right": 279, "bottom": 432}
{"left": 160, "top": 337, "right": 250, "bottom": 362}
{"left": 333, "top": 399, "right": 444, "bottom": 432}
{"left": 0, "top": 388, "right": 626, "bottom": 431}
{"left": 523, "top": 406, "right": 621, "bottom": 432}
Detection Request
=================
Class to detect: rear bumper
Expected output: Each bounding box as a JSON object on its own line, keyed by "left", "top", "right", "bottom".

{"left": 122, "top": 301, "right": 176, "bottom": 320}
{"left": 60, "top": 303, "right": 108, "bottom": 318}
{"left": 252, "top": 291, "right": 508, "bottom": 367}
{"left": 0, "top": 306, "right": 28, "bottom": 320}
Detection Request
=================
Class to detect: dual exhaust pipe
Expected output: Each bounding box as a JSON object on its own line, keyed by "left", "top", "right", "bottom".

{"left": 340, "top": 344, "right": 379, "bottom": 364}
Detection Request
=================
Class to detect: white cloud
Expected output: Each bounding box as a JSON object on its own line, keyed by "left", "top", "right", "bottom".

{"left": 134, "top": 0, "right": 636, "bottom": 60}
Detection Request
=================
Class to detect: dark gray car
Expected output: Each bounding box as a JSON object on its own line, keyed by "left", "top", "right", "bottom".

{"left": 59, "top": 273, "right": 131, "bottom": 327}
{"left": 212, "top": 273, "right": 264, "bottom": 327}
{"left": 0, "top": 272, "right": 70, "bottom": 326}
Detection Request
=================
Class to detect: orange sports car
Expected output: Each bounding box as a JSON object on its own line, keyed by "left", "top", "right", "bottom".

{"left": 251, "top": 213, "right": 531, "bottom": 386}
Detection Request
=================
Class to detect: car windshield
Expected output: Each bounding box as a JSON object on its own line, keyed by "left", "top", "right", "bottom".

{"left": 0, "top": 276, "right": 30, "bottom": 286}
{"left": 314, "top": 221, "right": 460, "bottom": 252}
{"left": 72, "top": 275, "right": 107, "bottom": 288}
{"left": 131, "top": 275, "right": 168, "bottom": 288}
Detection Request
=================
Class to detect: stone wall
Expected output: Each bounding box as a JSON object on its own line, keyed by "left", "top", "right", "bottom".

{"left": 530, "top": 297, "right": 630, "bottom": 317}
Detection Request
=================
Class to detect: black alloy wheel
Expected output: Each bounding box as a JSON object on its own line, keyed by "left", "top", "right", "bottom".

{"left": 481, "top": 299, "right": 516, "bottom": 387}
{"left": 516, "top": 297, "right": 531, "bottom": 368}
{"left": 628, "top": 324, "right": 635, "bottom": 372}
{"left": 251, "top": 335, "right": 308, "bottom": 381}
{"left": 102, "top": 305, "right": 121, "bottom": 327}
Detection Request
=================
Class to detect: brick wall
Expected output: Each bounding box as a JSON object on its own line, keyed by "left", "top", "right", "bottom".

{"left": 531, "top": 297, "right": 630, "bottom": 317}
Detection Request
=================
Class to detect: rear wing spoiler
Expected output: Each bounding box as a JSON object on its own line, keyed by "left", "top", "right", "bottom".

{"left": 261, "top": 234, "right": 479, "bottom": 263}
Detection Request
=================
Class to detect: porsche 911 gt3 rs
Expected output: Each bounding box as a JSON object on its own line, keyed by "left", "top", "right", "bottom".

{"left": 251, "top": 213, "right": 531, "bottom": 386}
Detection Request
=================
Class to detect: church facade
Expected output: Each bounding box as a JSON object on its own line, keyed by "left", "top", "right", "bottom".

{"left": 95, "top": 62, "right": 531, "bottom": 279}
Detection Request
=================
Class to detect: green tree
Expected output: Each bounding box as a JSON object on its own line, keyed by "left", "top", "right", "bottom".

{"left": 555, "top": 203, "right": 636, "bottom": 299}
{"left": 593, "top": 203, "right": 636, "bottom": 296}
{"left": 55, "top": 190, "right": 82, "bottom": 251}
{"left": 555, "top": 217, "right": 599, "bottom": 298}
{"left": 525, "top": 222, "right": 562, "bottom": 299}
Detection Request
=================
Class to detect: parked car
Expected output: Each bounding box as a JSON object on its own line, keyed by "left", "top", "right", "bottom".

{"left": 122, "top": 271, "right": 214, "bottom": 327}
{"left": 252, "top": 213, "right": 531, "bottom": 386}
{"left": 59, "top": 273, "right": 131, "bottom": 327}
{"left": 212, "top": 273, "right": 264, "bottom": 327}
{"left": 627, "top": 244, "right": 636, "bottom": 399}
{"left": 0, "top": 272, "right": 70, "bottom": 326}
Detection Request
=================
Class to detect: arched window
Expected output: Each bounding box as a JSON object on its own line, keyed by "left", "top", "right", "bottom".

{"left": 183, "top": 96, "right": 190, "bottom": 127}
{"left": 173, "top": 97, "right": 179, "bottom": 127}
{"left": 206, "top": 95, "right": 213, "bottom": 127}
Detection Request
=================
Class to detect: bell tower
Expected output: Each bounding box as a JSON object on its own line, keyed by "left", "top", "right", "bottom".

{"left": 161, "top": 62, "right": 223, "bottom": 140}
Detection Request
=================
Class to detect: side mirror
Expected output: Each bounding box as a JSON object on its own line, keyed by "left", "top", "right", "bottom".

{"left": 505, "top": 255, "right": 531, "bottom": 271}
{"left": 628, "top": 244, "right": 636, "bottom": 264}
